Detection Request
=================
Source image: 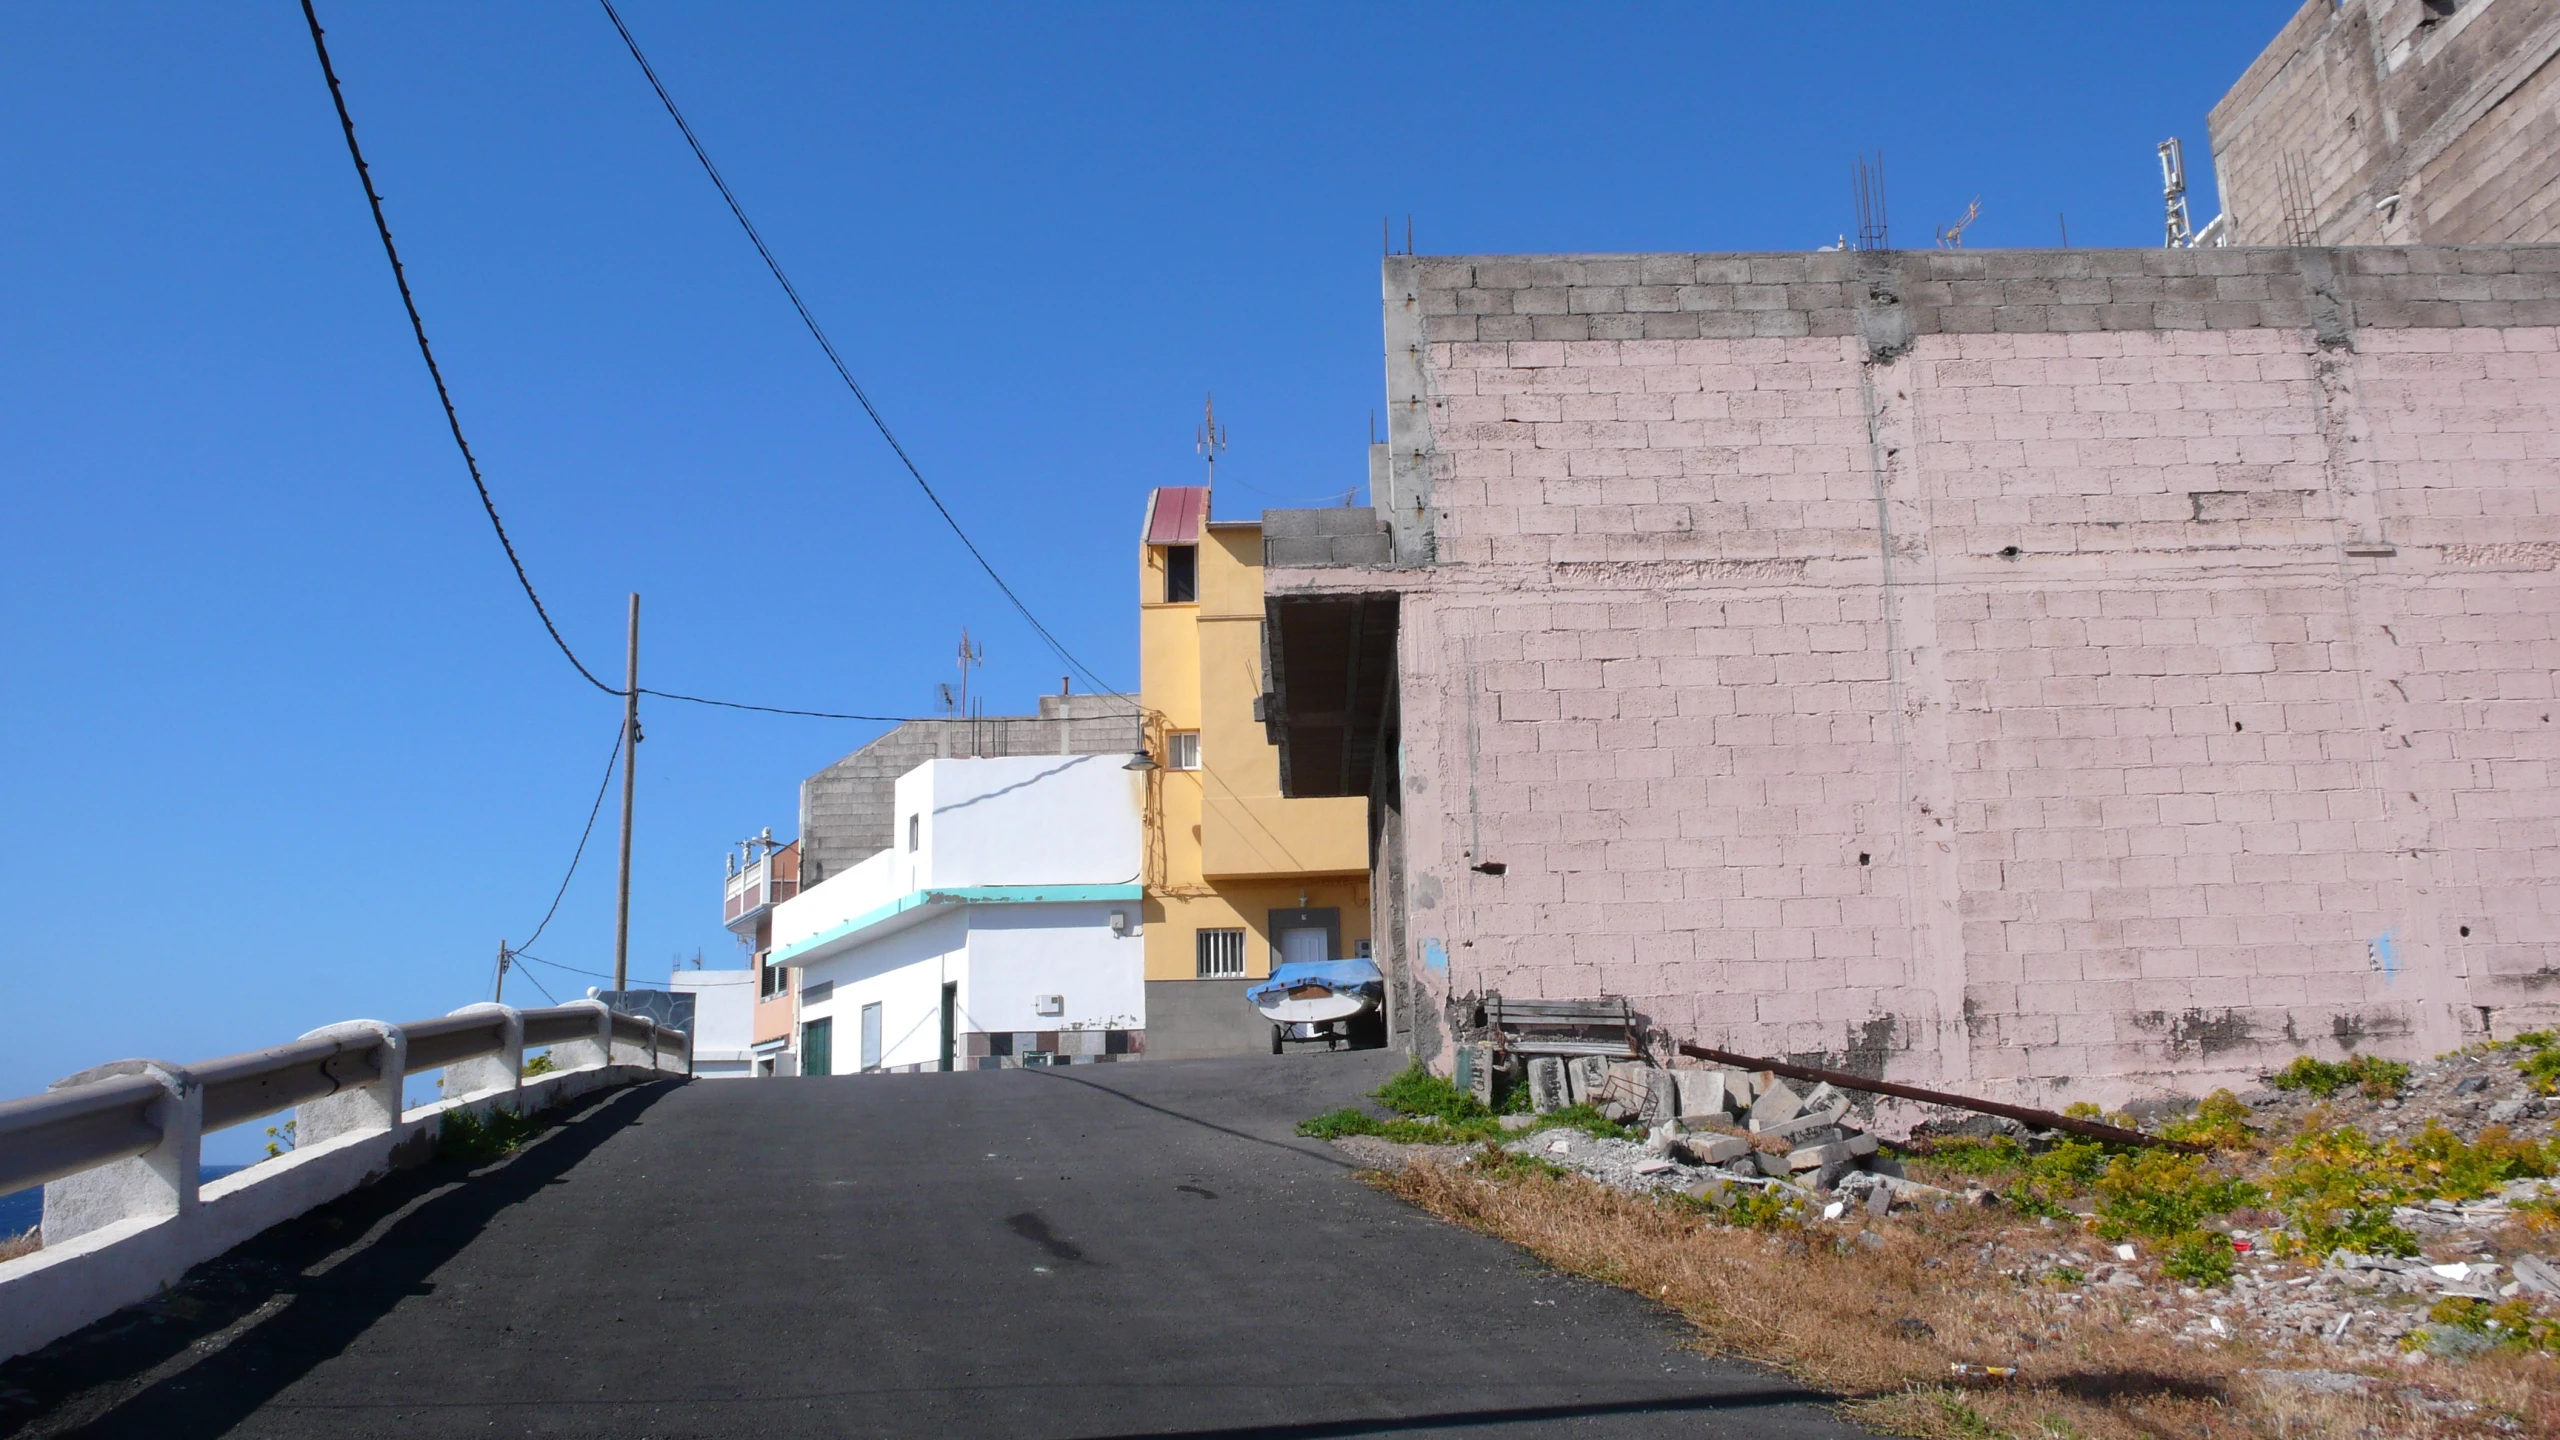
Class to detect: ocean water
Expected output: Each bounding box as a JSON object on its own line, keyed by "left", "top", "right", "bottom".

{"left": 2, "top": 1163, "right": 247, "bottom": 1238}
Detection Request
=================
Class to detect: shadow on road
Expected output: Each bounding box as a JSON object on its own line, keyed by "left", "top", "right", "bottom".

{"left": 0, "top": 1082, "right": 670, "bottom": 1440}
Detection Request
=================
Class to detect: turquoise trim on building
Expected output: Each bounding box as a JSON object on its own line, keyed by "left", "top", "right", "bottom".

{"left": 771, "top": 883, "right": 1143, "bottom": 967}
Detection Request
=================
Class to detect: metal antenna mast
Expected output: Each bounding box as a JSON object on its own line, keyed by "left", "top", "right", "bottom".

{"left": 2159, "top": 139, "right": 2196, "bottom": 249}
{"left": 1197, "top": 394, "right": 1228, "bottom": 485}
{"left": 956, "top": 627, "right": 984, "bottom": 720}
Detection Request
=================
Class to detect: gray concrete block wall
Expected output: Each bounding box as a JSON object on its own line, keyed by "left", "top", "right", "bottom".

{"left": 1262, "top": 508, "right": 1394, "bottom": 568}
{"left": 798, "top": 693, "right": 1141, "bottom": 886}
{"left": 2208, "top": 0, "right": 2560, "bottom": 248}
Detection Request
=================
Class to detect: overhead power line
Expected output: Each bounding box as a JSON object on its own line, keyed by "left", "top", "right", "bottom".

{"left": 595, "top": 0, "right": 1134, "bottom": 709}
{"left": 512, "top": 719, "right": 626, "bottom": 955}
{"left": 301, "top": 2, "right": 1047, "bottom": 726}
{"left": 299, "top": 0, "right": 618, "bottom": 699}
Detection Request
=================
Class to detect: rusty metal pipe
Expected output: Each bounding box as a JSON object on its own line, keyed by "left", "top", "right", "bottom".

{"left": 1675, "top": 1043, "right": 2203, "bottom": 1153}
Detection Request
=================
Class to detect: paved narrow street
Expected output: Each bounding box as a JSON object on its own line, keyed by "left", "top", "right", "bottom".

{"left": 5, "top": 1054, "right": 1868, "bottom": 1438}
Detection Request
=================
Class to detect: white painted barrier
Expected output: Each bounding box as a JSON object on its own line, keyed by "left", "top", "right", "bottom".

{"left": 0, "top": 1001, "right": 689, "bottom": 1362}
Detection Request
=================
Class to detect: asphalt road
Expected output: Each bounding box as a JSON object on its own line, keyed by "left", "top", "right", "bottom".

{"left": 3, "top": 1053, "right": 1872, "bottom": 1439}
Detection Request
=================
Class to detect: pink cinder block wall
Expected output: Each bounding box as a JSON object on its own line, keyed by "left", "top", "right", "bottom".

{"left": 1273, "top": 247, "right": 2560, "bottom": 1108}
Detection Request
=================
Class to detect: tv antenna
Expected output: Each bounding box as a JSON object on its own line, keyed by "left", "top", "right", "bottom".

{"left": 936, "top": 681, "right": 957, "bottom": 718}
{"left": 1935, "top": 196, "right": 1982, "bottom": 250}
{"left": 2159, "top": 138, "right": 2196, "bottom": 248}
{"left": 1196, "top": 393, "right": 1228, "bottom": 484}
{"left": 956, "top": 628, "right": 984, "bottom": 719}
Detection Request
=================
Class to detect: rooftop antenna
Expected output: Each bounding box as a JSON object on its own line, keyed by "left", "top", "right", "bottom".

{"left": 2159, "top": 138, "right": 2196, "bottom": 248}
{"left": 1935, "top": 196, "right": 1982, "bottom": 250}
{"left": 1852, "top": 152, "right": 1890, "bottom": 251}
{"left": 956, "top": 628, "right": 983, "bottom": 724}
{"left": 1406, "top": 214, "right": 1413, "bottom": 255}
{"left": 1196, "top": 393, "right": 1228, "bottom": 485}
{"left": 936, "top": 681, "right": 957, "bottom": 718}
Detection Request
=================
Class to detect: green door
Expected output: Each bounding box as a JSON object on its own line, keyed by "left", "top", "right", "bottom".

{"left": 938, "top": 983, "right": 957, "bottom": 1072}
{"left": 801, "top": 1016, "right": 833, "bottom": 1077}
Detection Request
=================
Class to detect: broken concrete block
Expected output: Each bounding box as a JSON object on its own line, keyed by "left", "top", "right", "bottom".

{"left": 1756, "top": 1149, "right": 1795, "bottom": 1178}
{"left": 1498, "top": 1113, "right": 1540, "bottom": 1132}
{"left": 1596, "top": 1063, "right": 1661, "bottom": 1123}
{"left": 1787, "top": 1132, "right": 1879, "bottom": 1172}
{"left": 1757, "top": 1102, "right": 1851, "bottom": 1141}
{"left": 1748, "top": 1080, "right": 1806, "bottom": 1129}
{"left": 1633, "top": 1158, "right": 1676, "bottom": 1176}
{"left": 1867, "top": 1184, "right": 1893, "bottom": 1218}
{"left": 1527, "top": 1056, "right": 1569, "bottom": 1114}
{"left": 1454, "top": 1043, "right": 1496, "bottom": 1108}
{"left": 1679, "top": 1133, "right": 1752, "bottom": 1166}
{"left": 1565, "top": 1055, "right": 1609, "bottom": 1106}
{"left": 2514, "top": 1254, "right": 2560, "bottom": 1298}
{"left": 1673, "top": 1068, "right": 1739, "bottom": 1120}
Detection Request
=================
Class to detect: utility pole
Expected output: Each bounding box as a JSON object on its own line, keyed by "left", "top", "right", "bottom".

{"left": 613, "top": 592, "right": 640, "bottom": 996}
{"left": 491, "top": 939, "right": 510, "bottom": 1004}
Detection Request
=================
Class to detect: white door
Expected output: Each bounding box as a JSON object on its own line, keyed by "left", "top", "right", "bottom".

{"left": 1278, "top": 927, "right": 1329, "bottom": 968}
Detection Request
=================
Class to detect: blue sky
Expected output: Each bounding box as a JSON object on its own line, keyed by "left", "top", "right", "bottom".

{"left": 0, "top": 2, "right": 2297, "bottom": 1154}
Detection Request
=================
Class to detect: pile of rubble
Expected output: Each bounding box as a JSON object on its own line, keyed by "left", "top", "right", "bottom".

{"left": 1501, "top": 1053, "right": 1941, "bottom": 1208}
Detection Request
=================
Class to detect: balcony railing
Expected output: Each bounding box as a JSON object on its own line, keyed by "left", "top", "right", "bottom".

{"left": 723, "top": 846, "right": 801, "bottom": 931}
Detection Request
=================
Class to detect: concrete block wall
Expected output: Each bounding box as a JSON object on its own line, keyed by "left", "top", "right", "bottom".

{"left": 1272, "top": 245, "right": 2560, "bottom": 1108}
{"left": 798, "top": 693, "right": 1139, "bottom": 885}
{"left": 2209, "top": 0, "right": 2560, "bottom": 247}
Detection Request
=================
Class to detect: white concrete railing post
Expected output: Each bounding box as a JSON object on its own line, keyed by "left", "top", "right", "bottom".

{"left": 40, "top": 1061, "right": 199, "bottom": 1247}
{"left": 291, "top": 1021, "right": 405, "bottom": 1149}
{"left": 438, "top": 1005, "right": 524, "bottom": 1107}
{"left": 550, "top": 998, "right": 613, "bottom": 1072}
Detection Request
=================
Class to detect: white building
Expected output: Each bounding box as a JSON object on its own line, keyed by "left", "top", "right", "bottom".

{"left": 766, "top": 753, "right": 1146, "bottom": 1074}
{"left": 668, "top": 968, "right": 756, "bottom": 1078}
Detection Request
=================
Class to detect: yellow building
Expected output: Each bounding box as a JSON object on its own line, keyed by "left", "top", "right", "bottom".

{"left": 1136, "top": 485, "right": 1371, "bottom": 1057}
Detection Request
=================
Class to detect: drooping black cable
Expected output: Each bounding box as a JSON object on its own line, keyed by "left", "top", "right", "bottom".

{"left": 299, "top": 1, "right": 619, "bottom": 698}
{"left": 636, "top": 688, "right": 921, "bottom": 721}
{"left": 512, "top": 951, "right": 618, "bottom": 983}
{"left": 594, "top": 0, "right": 1136, "bottom": 711}
{"left": 513, "top": 720, "right": 626, "bottom": 955}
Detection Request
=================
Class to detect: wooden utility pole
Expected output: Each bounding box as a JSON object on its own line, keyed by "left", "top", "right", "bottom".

{"left": 613, "top": 592, "right": 639, "bottom": 995}
{"left": 491, "top": 939, "right": 510, "bottom": 1004}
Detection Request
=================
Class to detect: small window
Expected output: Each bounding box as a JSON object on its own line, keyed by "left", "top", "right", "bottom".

{"left": 1164, "top": 544, "right": 1197, "bottom": 603}
{"left": 1168, "top": 731, "right": 1201, "bottom": 770}
{"left": 1196, "top": 928, "right": 1245, "bottom": 978}
{"left": 760, "top": 960, "right": 790, "bottom": 1000}
{"left": 907, "top": 813, "right": 920, "bottom": 852}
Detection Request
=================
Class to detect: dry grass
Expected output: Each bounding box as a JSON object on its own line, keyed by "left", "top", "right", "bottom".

{"left": 0, "top": 1228, "right": 37, "bottom": 1263}
{"left": 1376, "top": 1159, "right": 2556, "bottom": 1440}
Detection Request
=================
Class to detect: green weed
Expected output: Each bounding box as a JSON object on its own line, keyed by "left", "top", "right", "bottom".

{"left": 2268, "top": 1053, "right": 2411, "bottom": 1101}
{"left": 2513, "top": 1031, "right": 2560, "bottom": 1096}
{"left": 2159, "top": 1090, "right": 2256, "bottom": 1150}
{"left": 2089, "top": 1149, "right": 2262, "bottom": 1241}
{"left": 1294, "top": 1107, "right": 1503, "bottom": 1144}
{"left": 435, "top": 1105, "right": 543, "bottom": 1165}
{"left": 2160, "top": 1232, "right": 2238, "bottom": 1286}
{"left": 2266, "top": 1121, "right": 2554, "bottom": 1256}
{"left": 2425, "top": 1296, "right": 2560, "bottom": 1355}
{"left": 1373, "top": 1064, "right": 1490, "bottom": 1123}
{"left": 1467, "top": 1141, "right": 1566, "bottom": 1181}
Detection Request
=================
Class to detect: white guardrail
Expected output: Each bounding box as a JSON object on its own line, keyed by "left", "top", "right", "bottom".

{"left": 0, "top": 1000, "right": 688, "bottom": 1362}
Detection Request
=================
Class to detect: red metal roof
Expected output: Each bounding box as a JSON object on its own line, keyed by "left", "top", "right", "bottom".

{"left": 1143, "top": 487, "right": 1208, "bottom": 545}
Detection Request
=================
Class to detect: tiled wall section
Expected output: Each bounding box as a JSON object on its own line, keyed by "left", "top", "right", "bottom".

{"left": 1316, "top": 248, "right": 2560, "bottom": 1105}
